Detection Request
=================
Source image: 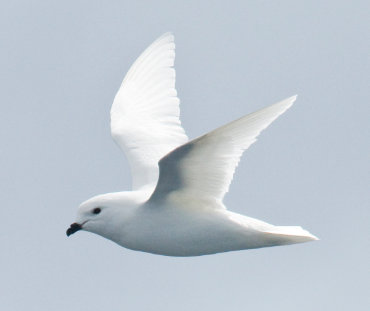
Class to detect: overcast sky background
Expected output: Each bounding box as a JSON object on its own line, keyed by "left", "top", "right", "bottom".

{"left": 1, "top": 1, "right": 369, "bottom": 310}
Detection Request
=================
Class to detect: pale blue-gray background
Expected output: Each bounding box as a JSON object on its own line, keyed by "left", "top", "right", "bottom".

{"left": 1, "top": 1, "right": 369, "bottom": 310}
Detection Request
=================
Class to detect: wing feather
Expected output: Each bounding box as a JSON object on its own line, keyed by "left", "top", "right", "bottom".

{"left": 111, "top": 33, "right": 188, "bottom": 191}
{"left": 149, "top": 96, "right": 297, "bottom": 207}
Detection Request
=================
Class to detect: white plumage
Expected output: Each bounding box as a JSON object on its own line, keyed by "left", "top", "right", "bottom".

{"left": 111, "top": 33, "right": 187, "bottom": 192}
{"left": 150, "top": 96, "right": 296, "bottom": 205}
{"left": 67, "top": 33, "right": 318, "bottom": 256}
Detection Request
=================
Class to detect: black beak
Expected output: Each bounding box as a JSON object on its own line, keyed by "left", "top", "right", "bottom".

{"left": 66, "top": 223, "right": 82, "bottom": 236}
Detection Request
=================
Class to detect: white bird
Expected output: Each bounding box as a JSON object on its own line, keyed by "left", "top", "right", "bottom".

{"left": 67, "top": 33, "right": 318, "bottom": 256}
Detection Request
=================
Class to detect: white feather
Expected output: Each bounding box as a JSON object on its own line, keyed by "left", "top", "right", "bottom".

{"left": 111, "top": 33, "right": 188, "bottom": 191}
{"left": 150, "top": 96, "right": 297, "bottom": 207}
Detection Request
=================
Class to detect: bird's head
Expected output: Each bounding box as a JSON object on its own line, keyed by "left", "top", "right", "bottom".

{"left": 66, "top": 192, "right": 136, "bottom": 238}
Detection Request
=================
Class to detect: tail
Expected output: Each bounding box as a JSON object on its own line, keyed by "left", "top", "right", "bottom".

{"left": 263, "top": 226, "right": 319, "bottom": 245}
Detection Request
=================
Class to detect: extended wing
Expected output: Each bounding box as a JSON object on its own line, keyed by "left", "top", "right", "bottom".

{"left": 111, "top": 33, "right": 188, "bottom": 191}
{"left": 149, "top": 96, "right": 297, "bottom": 207}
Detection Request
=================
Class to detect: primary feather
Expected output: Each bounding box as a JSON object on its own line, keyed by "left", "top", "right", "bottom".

{"left": 111, "top": 33, "right": 188, "bottom": 192}
{"left": 149, "top": 96, "right": 296, "bottom": 206}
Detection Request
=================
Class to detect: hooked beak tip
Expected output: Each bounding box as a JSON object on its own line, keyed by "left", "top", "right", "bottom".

{"left": 66, "top": 223, "right": 82, "bottom": 237}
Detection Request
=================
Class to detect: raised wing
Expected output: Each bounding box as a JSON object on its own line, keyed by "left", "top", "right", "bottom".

{"left": 149, "top": 96, "right": 297, "bottom": 207}
{"left": 111, "top": 33, "right": 188, "bottom": 191}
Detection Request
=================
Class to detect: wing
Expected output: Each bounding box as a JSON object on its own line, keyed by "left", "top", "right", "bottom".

{"left": 111, "top": 33, "right": 188, "bottom": 191}
{"left": 149, "top": 96, "right": 297, "bottom": 207}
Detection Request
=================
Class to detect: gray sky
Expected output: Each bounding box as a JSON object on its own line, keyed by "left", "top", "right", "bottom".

{"left": 1, "top": 1, "right": 369, "bottom": 310}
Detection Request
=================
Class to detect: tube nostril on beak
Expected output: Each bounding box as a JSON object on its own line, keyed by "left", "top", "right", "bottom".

{"left": 66, "top": 223, "right": 82, "bottom": 236}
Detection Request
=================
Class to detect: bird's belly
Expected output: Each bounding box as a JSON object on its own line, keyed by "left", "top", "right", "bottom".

{"left": 109, "top": 208, "right": 267, "bottom": 256}
{"left": 120, "top": 227, "right": 247, "bottom": 256}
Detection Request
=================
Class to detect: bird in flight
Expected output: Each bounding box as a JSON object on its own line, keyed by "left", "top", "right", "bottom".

{"left": 67, "top": 33, "right": 317, "bottom": 256}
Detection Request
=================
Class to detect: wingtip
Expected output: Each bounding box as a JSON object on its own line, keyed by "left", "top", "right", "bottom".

{"left": 272, "top": 95, "right": 298, "bottom": 113}
{"left": 158, "top": 32, "right": 174, "bottom": 41}
{"left": 286, "top": 94, "right": 298, "bottom": 104}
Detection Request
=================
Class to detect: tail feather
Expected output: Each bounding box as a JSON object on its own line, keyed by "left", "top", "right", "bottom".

{"left": 263, "top": 226, "right": 319, "bottom": 244}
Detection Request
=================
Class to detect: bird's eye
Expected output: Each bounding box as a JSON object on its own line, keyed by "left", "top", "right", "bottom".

{"left": 92, "top": 207, "right": 101, "bottom": 215}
